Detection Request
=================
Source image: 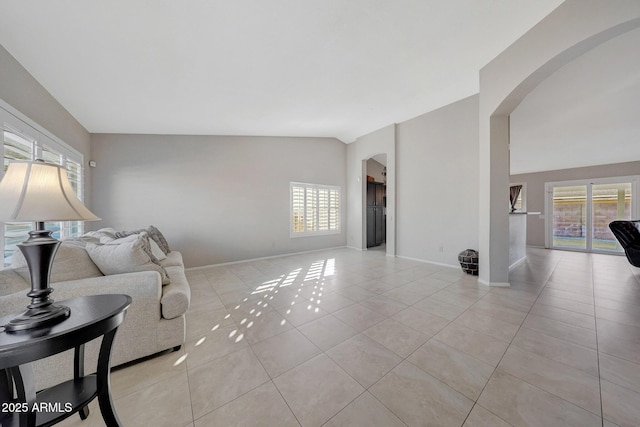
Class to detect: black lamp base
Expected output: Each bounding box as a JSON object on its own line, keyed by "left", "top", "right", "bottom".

{"left": 3, "top": 224, "right": 70, "bottom": 333}
{"left": 4, "top": 304, "right": 70, "bottom": 332}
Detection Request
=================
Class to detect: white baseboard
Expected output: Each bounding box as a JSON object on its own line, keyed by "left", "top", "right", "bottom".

{"left": 186, "top": 246, "right": 348, "bottom": 271}
{"left": 509, "top": 256, "right": 527, "bottom": 270}
{"left": 394, "top": 255, "right": 460, "bottom": 270}
{"left": 477, "top": 278, "right": 510, "bottom": 287}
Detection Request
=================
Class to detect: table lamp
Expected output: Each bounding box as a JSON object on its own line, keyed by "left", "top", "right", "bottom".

{"left": 0, "top": 159, "right": 100, "bottom": 332}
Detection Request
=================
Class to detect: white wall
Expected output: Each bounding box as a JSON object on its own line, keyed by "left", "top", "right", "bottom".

{"left": 396, "top": 95, "right": 479, "bottom": 267}
{"left": 90, "top": 134, "right": 346, "bottom": 268}
{"left": 510, "top": 27, "right": 640, "bottom": 175}
{"left": 0, "top": 43, "right": 92, "bottom": 205}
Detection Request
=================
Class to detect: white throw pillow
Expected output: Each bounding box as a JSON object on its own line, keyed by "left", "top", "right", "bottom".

{"left": 149, "top": 238, "right": 167, "bottom": 261}
{"left": 84, "top": 227, "right": 118, "bottom": 242}
{"left": 11, "top": 241, "right": 103, "bottom": 283}
{"left": 86, "top": 234, "right": 170, "bottom": 285}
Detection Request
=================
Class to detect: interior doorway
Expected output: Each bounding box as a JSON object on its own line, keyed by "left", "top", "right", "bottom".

{"left": 365, "top": 155, "right": 387, "bottom": 248}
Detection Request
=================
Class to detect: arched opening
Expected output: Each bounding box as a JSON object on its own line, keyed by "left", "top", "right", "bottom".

{"left": 363, "top": 154, "right": 388, "bottom": 251}
{"left": 479, "top": 2, "right": 640, "bottom": 286}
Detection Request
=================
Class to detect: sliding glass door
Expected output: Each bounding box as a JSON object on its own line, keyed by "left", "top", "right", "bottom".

{"left": 592, "top": 182, "right": 632, "bottom": 251}
{"left": 551, "top": 185, "right": 588, "bottom": 250}
{"left": 547, "top": 177, "right": 638, "bottom": 253}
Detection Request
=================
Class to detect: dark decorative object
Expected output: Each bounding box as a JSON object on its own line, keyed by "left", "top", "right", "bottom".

{"left": 4, "top": 224, "right": 72, "bottom": 331}
{"left": 609, "top": 220, "right": 640, "bottom": 268}
{"left": 458, "top": 249, "right": 479, "bottom": 275}
{"left": 510, "top": 185, "right": 523, "bottom": 212}
{"left": 0, "top": 295, "right": 131, "bottom": 426}
{"left": 0, "top": 160, "right": 100, "bottom": 332}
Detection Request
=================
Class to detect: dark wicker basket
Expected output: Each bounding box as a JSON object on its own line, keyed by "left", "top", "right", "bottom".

{"left": 458, "top": 249, "right": 479, "bottom": 275}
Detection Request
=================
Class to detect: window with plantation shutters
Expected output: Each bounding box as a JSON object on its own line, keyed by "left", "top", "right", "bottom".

{"left": 1, "top": 103, "right": 86, "bottom": 266}
{"left": 4, "top": 126, "right": 33, "bottom": 166}
{"left": 2, "top": 127, "right": 35, "bottom": 267}
{"left": 290, "top": 182, "right": 340, "bottom": 237}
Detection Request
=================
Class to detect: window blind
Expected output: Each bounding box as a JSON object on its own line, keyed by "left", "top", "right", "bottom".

{"left": 290, "top": 182, "right": 340, "bottom": 237}
{"left": 1, "top": 105, "right": 85, "bottom": 266}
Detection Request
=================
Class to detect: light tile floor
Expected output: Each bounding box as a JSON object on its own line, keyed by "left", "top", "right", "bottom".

{"left": 59, "top": 247, "right": 640, "bottom": 426}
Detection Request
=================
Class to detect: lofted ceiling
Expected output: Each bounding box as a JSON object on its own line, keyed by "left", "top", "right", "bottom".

{"left": 0, "top": 0, "right": 563, "bottom": 143}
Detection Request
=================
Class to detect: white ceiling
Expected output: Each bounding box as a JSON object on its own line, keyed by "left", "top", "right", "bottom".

{"left": 0, "top": 0, "right": 563, "bottom": 143}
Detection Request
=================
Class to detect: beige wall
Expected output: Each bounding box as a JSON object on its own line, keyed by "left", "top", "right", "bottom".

{"left": 0, "top": 43, "right": 92, "bottom": 206}
{"left": 511, "top": 160, "right": 640, "bottom": 248}
{"left": 90, "top": 134, "right": 347, "bottom": 268}
{"left": 396, "top": 95, "right": 479, "bottom": 267}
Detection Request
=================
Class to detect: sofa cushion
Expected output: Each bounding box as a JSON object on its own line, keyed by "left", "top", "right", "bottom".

{"left": 148, "top": 226, "right": 171, "bottom": 254}
{"left": 102, "top": 231, "right": 168, "bottom": 270}
{"left": 11, "top": 241, "right": 104, "bottom": 284}
{"left": 149, "top": 239, "right": 167, "bottom": 261}
{"left": 115, "top": 225, "right": 171, "bottom": 255}
{"left": 63, "top": 235, "right": 101, "bottom": 245}
{"left": 86, "top": 234, "right": 170, "bottom": 285}
{"left": 0, "top": 268, "right": 29, "bottom": 297}
{"left": 83, "top": 227, "right": 119, "bottom": 242}
{"left": 136, "top": 232, "right": 168, "bottom": 275}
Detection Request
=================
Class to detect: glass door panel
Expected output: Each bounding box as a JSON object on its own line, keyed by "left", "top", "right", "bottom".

{"left": 592, "top": 182, "right": 632, "bottom": 252}
{"left": 552, "top": 185, "right": 587, "bottom": 250}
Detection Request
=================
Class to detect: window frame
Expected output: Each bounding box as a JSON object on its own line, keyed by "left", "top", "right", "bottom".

{"left": 1, "top": 100, "right": 86, "bottom": 267}
{"left": 290, "top": 182, "right": 341, "bottom": 238}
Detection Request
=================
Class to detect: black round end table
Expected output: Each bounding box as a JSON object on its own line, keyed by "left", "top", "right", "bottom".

{"left": 0, "top": 294, "right": 131, "bottom": 427}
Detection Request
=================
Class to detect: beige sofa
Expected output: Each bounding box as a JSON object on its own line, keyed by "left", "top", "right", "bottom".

{"left": 0, "top": 227, "right": 190, "bottom": 390}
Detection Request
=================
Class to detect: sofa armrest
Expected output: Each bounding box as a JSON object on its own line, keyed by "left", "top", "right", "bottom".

{"left": 0, "top": 271, "right": 163, "bottom": 323}
{"left": 161, "top": 265, "right": 191, "bottom": 319}
{"left": 50, "top": 271, "right": 163, "bottom": 302}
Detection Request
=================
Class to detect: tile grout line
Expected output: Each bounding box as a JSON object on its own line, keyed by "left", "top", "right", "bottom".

{"left": 347, "top": 269, "right": 518, "bottom": 426}
{"left": 283, "top": 263, "right": 453, "bottom": 425}
{"left": 193, "top": 268, "right": 299, "bottom": 425}
{"left": 189, "top": 251, "right": 617, "bottom": 426}
{"left": 592, "top": 260, "right": 605, "bottom": 427}
{"left": 186, "top": 272, "right": 222, "bottom": 426}
{"left": 505, "top": 254, "right": 611, "bottom": 422}
{"left": 195, "top": 253, "right": 530, "bottom": 426}
{"left": 457, "top": 253, "right": 562, "bottom": 426}
{"left": 315, "top": 266, "right": 457, "bottom": 427}
{"left": 343, "top": 272, "right": 517, "bottom": 427}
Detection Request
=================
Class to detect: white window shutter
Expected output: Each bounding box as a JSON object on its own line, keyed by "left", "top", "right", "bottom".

{"left": 290, "top": 182, "right": 340, "bottom": 237}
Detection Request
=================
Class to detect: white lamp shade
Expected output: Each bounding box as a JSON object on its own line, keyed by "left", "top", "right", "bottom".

{"left": 0, "top": 161, "right": 100, "bottom": 222}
